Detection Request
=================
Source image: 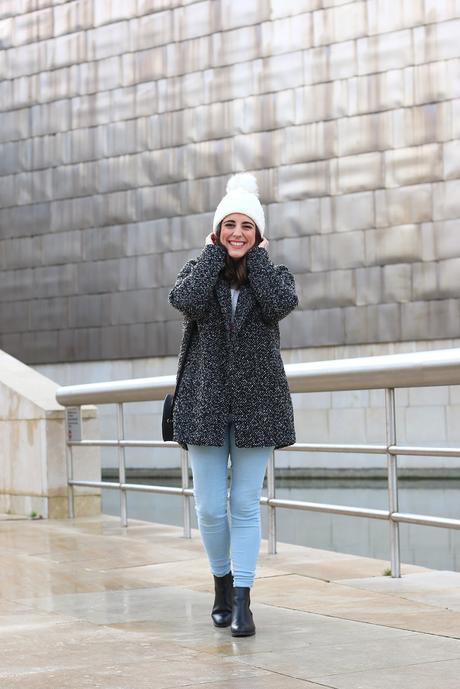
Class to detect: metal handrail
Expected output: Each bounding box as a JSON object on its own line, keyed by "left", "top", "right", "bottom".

{"left": 56, "top": 347, "right": 460, "bottom": 578}
{"left": 56, "top": 347, "right": 460, "bottom": 406}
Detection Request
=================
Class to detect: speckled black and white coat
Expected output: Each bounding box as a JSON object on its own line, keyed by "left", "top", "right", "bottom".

{"left": 168, "top": 244, "right": 298, "bottom": 449}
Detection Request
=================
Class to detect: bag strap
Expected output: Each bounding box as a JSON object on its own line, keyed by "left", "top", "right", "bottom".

{"left": 172, "top": 319, "right": 196, "bottom": 404}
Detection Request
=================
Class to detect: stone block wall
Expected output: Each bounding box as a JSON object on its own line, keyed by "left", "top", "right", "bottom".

{"left": 0, "top": 0, "right": 459, "bottom": 364}
{"left": 0, "top": 348, "right": 101, "bottom": 517}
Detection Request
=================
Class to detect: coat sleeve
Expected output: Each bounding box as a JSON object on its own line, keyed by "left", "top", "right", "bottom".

{"left": 168, "top": 244, "right": 227, "bottom": 319}
{"left": 246, "top": 246, "right": 299, "bottom": 325}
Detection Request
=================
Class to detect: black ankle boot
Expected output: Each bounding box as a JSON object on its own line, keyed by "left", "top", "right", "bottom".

{"left": 231, "top": 586, "right": 255, "bottom": 637}
{"left": 211, "top": 572, "right": 233, "bottom": 627}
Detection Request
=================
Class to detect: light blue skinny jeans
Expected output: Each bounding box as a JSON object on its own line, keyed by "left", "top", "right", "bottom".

{"left": 188, "top": 423, "right": 275, "bottom": 588}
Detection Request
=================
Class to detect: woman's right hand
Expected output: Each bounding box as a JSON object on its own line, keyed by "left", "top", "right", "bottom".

{"left": 205, "top": 232, "right": 217, "bottom": 246}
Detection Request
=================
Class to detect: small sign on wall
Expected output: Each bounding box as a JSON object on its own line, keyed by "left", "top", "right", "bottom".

{"left": 65, "top": 407, "right": 82, "bottom": 442}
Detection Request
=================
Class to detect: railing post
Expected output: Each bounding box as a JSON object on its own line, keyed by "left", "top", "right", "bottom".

{"left": 116, "top": 403, "right": 128, "bottom": 527}
{"left": 180, "top": 448, "right": 191, "bottom": 538}
{"left": 385, "top": 387, "right": 401, "bottom": 578}
{"left": 267, "top": 449, "right": 277, "bottom": 554}
{"left": 66, "top": 442, "right": 75, "bottom": 519}
{"left": 64, "top": 406, "right": 81, "bottom": 519}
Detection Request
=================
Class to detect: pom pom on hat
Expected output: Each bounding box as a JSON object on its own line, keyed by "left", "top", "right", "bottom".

{"left": 226, "top": 172, "right": 259, "bottom": 197}
{"left": 213, "top": 172, "right": 265, "bottom": 234}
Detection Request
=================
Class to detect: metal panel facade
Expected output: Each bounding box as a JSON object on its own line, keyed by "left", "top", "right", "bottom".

{"left": 0, "top": 0, "right": 459, "bottom": 363}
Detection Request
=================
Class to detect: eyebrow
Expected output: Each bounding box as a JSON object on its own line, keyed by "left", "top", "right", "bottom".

{"left": 224, "top": 220, "right": 255, "bottom": 227}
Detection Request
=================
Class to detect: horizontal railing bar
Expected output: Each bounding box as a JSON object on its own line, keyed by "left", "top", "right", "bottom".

{"left": 119, "top": 483, "right": 194, "bottom": 496}
{"left": 57, "top": 375, "right": 176, "bottom": 406}
{"left": 71, "top": 480, "right": 120, "bottom": 490}
{"left": 70, "top": 440, "right": 387, "bottom": 453}
{"left": 260, "top": 496, "right": 390, "bottom": 520}
{"left": 69, "top": 441, "right": 119, "bottom": 447}
{"left": 389, "top": 446, "right": 460, "bottom": 457}
{"left": 69, "top": 440, "right": 387, "bottom": 453}
{"left": 287, "top": 348, "right": 460, "bottom": 393}
{"left": 283, "top": 443, "right": 387, "bottom": 454}
{"left": 73, "top": 480, "right": 388, "bottom": 520}
{"left": 70, "top": 479, "right": 194, "bottom": 497}
{"left": 68, "top": 440, "right": 180, "bottom": 448}
{"left": 69, "top": 439, "right": 460, "bottom": 458}
{"left": 71, "top": 485, "right": 460, "bottom": 528}
{"left": 392, "top": 512, "right": 460, "bottom": 529}
{"left": 56, "top": 347, "right": 460, "bottom": 405}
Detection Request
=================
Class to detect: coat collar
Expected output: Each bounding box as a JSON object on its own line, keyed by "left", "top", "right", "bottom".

{"left": 215, "top": 277, "right": 255, "bottom": 334}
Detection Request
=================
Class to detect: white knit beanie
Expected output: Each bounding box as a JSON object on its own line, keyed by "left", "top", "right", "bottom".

{"left": 212, "top": 173, "right": 265, "bottom": 236}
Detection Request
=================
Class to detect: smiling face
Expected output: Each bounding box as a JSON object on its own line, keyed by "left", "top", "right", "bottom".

{"left": 218, "top": 213, "right": 257, "bottom": 258}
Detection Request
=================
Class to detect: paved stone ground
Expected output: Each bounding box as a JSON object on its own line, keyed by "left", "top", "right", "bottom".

{"left": 1, "top": 514, "right": 460, "bottom": 688}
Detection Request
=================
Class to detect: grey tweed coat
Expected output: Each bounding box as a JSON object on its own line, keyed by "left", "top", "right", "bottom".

{"left": 168, "top": 243, "right": 298, "bottom": 449}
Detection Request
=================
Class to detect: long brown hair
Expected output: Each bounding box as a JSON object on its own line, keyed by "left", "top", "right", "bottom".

{"left": 215, "top": 221, "right": 263, "bottom": 289}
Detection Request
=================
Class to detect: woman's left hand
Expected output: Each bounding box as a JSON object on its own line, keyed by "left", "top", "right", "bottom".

{"left": 258, "top": 237, "right": 269, "bottom": 251}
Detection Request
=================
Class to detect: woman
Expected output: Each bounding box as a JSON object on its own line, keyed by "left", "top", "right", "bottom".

{"left": 168, "top": 173, "right": 298, "bottom": 637}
